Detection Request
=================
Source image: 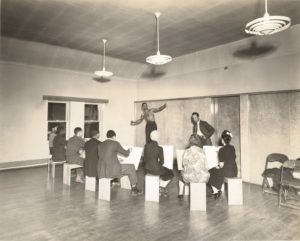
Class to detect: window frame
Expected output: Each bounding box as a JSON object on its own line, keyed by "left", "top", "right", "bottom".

{"left": 47, "top": 100, "right": 69, "bottom": 140}
{"left": 83, "top": 103, "right": 103, "bottom": 140}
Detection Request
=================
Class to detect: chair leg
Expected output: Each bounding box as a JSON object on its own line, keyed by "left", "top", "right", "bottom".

{"left": 51, "top": 163, "right": 56, "bottom": 179}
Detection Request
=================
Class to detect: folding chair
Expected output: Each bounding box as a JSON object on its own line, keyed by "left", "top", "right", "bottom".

{"left": 279, "top": 158, "right": 300, "bottom": 210}
{"left": 262, "top": 153, "right": 288, "bottom": 194}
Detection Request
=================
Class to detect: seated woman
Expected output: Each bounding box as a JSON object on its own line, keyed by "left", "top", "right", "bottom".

{"left": 209, "top": 130, "right": 237, "bottom": 199}
{"left": 144, "top": 130, "right": 174, "bottom": 197}
{"left": 179, "top": 134, "right": 210, "bottom": 200}
{"left": 52, "top": 126, "right": 67, "bottom": 162}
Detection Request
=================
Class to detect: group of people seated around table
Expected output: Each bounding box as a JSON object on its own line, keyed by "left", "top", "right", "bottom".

{"left": 49, "top": 110, "right": 238, "bottom": 200}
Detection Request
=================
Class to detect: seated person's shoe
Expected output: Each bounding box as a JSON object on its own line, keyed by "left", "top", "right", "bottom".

{"left": 75, "top": 176, "right": 85, "bottom": 183}
{"left": 159, "top": 187, "right": 168, "bottom": 197}
{"left": 213, "top": 190, "right": 222, "bottom": 200}
{"left": 131, "top": 187, "right": 143, "bottom": 196}
{"left": 111, "top": 178, "right": 120, "bottom": 186}
{"left": 178, "top": 195, "right": 184, "bottom": 201}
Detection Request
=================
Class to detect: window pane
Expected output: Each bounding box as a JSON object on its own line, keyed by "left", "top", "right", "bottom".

{"left": 47, "top": 122, "right": 66, "bottom": 140}
{"left": 85, "top": 104, "right": 98, "bottom": 121}
{"left": 84, "top": 122, "right": 99, "bottom": 138}
{"left": 48, "top": 103, "right": 66, "bottom": 121}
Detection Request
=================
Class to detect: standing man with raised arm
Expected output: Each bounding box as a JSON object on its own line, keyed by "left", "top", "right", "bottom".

{"left": 191, "top": 112, "right": 215, "bottom": 146}
{"left": 130, "top": 102, "right": 167, "bottom": 143}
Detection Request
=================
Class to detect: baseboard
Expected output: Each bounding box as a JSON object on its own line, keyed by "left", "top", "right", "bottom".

{"left": 0, "top": 158, "right": 49, "bottom": 171}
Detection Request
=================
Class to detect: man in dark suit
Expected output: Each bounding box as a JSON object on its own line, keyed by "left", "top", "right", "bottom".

{"left": 191, "top": 112, "right": 215, "bottom": 146}
{"left": 84, "top": 129, "right": 101, "bottom": 178}
{"left": 144, "top": 130, "right": 174, "bottom": 197}
{"left": 97, "top": 130, "right": 142, "bottom": 196}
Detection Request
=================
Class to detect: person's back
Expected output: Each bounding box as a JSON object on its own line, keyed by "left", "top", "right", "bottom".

{"left": 97, "top": 130, "right": 142, "bottom": 196}
{"left": 182, "top": 145, "right": 210, "bottom": 183}
{"left": 85, "top": 131, "right": 101, "bottom": 177}
{"left": 219, "top": 144, "right": 237, "bottom": 178}
{"left": 52, "top": 134, "right": 66, "bottom": 162}
{"left": 98, "top": 139, "right": 129, "bottom": 178}
{"left": 66, "top": 136, "right": 84, "bottom": 158}
{"left": 144, "top": 141, "right": 164, "bottom": 172}
{"left": 65, "top": 127, "right": 85, "bottom": 183}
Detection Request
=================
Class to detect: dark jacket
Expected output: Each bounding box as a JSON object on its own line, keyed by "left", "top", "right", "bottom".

{"left": 144, "top": 141, "right": 164, "bottom": 172}
{"left": 52, "top": 135, "right": 67, "bottom": 162}
{"left": 66, "top": 136, "right": 85, "bottom": 165}
{"left": 97, "top": 139, "right": 129, "bottom": 178}
{"left": 84, "top": 138, "right": 101, "bottom": 177}
{"left": 219, "top": 144, "right": 237, "bottom": 178}
{"left": 192, "top": 120, "right": 215, "bottom": 145}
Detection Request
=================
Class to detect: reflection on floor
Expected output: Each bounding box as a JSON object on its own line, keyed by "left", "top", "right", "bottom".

{"left": 0, "top": 166, "right": 299, "bottom": 241}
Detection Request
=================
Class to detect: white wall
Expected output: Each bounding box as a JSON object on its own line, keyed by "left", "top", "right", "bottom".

{"left": 135, "top": 24, "right": 300, "bottom": 185}
{"left": 0, "top": 61, "right": 137, "bottom": 163}
{"left": 137, "top": 24, "right": 300, "bottom": 100}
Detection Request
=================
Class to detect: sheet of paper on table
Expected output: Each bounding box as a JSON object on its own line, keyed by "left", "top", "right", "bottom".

{"left": 161, "top": 145, "right": 174, "bottom": 170}
{"left": 176, "top": 149, "right": 185, "bottom": 171}
{"left": 118, "top": 146, "right": 143, "bottom": 170}
{"left": 203, "top": 146, "right": 221, "bottom": 170}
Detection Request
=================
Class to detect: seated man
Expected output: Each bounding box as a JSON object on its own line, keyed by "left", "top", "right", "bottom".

{"left": 97, "top": 130, "right": 142, "bottom": 196}
{"left": 143, "top": 130, "right": 174, "bottom": 197}
{"left": 66, "top": 127, "right": 85, "bottom": 183}
{"left": 84, "top": 129, "right": 101, "bottom": 178}
{"left": 52, "top": 126, "right": 67, "bottom": 162}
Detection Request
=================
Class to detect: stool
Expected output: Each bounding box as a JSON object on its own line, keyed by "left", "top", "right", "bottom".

{"left": 145, "top": 174, "right": 160, "bottom": 203}
{"left": 49, "top": 159, "right": 66, "bottom": 179}
{"left": 63, "top": 163, "right": 83, "bottom": 186}
{"left": 178, "top": 180, "right": 190, "bottom": 196}
{"left": 120, "top": 176, "right": 131, "bottom": 190}
{"left": 225, "top": 177, "right": 243, "bottom": 205}
{"left": 85, "top": 176, "right": 97, "bottom": 192}
{"left": 98, "top": 178, "right": 112, "bottom": 201}
{"left": 190, "top": 182, "right": 206, "bottom": 211}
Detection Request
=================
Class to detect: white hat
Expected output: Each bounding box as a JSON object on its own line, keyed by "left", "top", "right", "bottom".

{"left": 150, "top": 130, "right": 160, "bottom": 141}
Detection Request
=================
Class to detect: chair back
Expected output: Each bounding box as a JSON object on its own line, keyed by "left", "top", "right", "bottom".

{"left": 265, "top": 153, "right": 288, "bottom": 170}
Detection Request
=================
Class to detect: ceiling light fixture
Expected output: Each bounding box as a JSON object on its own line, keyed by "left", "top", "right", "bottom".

{"left": 94, "top": 39, "right": 113, "bottom": 77}
{"left": 245, "top": 0, "right": 291, "bottom": 36}
{"left": 146, "top": 12, "right": 172, "bottom": 65}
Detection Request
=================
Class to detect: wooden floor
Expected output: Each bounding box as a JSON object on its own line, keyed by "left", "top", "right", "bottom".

{"left": 0, "top": 166, "right": 299, "bottom": 241}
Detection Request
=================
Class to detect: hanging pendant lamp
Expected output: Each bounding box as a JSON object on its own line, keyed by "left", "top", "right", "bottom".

{"left": 245, "top": 0, "right": 291, "bottom": 36}
{"left": 94, "top": 39, "right": 113, "bottom": 77}
{"left": 146, "top": 12, "right": 172, "bottom": 65}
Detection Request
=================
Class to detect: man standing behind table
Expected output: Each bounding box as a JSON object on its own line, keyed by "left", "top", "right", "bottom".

{"left": 191, "top": 112, "right": 215, "bottom": 146}
{"left": 84, "top": 129, "right": 101, "bottom": 178}
{"left": 66, "top": 127, "right": 85, "bottom": 183}
{"left": 97, "top": 130, "right": 143, "bottom": 196}
{"left": 130, "top": 102, "right": 167, "bottom": 143}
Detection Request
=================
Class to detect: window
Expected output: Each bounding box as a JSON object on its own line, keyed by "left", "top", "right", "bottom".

{"left": 84, "top": 104, "right": 99, "bottom": 138}
{"left": 47, "top": 102, "right": 67, "bottom": 139}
